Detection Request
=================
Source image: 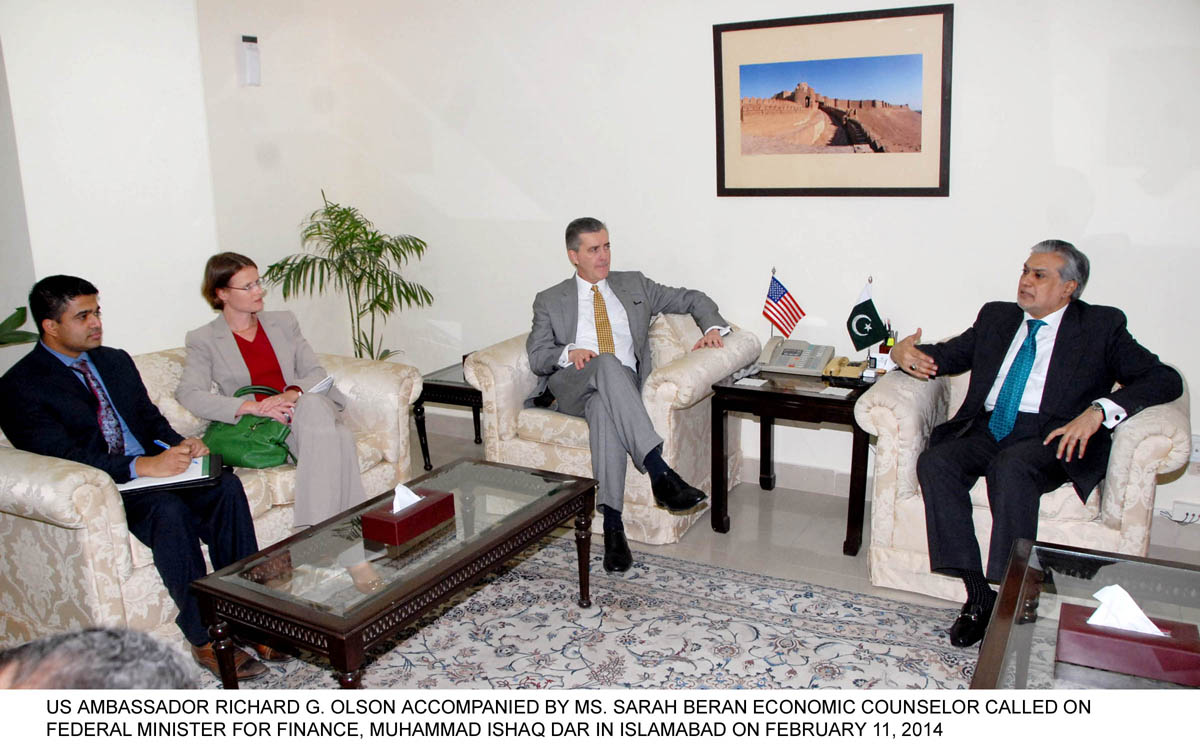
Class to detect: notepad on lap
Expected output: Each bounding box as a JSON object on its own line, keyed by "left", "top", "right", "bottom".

{"left": 116, "top": 454, "right": 223, "bottom": 495}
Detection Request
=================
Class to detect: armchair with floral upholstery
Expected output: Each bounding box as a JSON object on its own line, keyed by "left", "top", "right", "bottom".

{"left": 465, "top": 315, "right": 761, "bottom": 545}
{"left": 853, "top": 367, "right": 1190, "bottom": 602}
{"left": 0, "top": 348, "right": 422, "bottom": 646}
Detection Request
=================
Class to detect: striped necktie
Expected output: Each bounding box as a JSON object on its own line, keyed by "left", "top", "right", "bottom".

{"left": 592, "top": 285, "right": 615, "bottom": 354}
{"left": 72, "top": 359, "right": 126, "bottom": 454}
{"left": 988, "top": 319, "right": 1047, "bottom": 441}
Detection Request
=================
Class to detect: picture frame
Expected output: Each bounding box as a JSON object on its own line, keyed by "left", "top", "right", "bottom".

{"left": 713, "top": 4, "right": 953, "bottom": 197}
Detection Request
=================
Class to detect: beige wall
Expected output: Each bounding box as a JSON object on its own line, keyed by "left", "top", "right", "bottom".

{"left": 0, "top": 38, "right": 36, "bottom": 373}
{"left": 3, "top": 1, "right": 1198, "bottom": 508}
{"left": 0, "top": 0, "right": 221, "bottom": 353}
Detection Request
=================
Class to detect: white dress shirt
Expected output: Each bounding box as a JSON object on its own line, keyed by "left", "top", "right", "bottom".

{"left": 984, "top": 304, "right": 1124, "bottom": 427}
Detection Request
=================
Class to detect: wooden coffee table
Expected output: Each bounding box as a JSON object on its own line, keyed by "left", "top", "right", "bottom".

{"left": 192, "top": 458, "right": 596, "bottom": 689}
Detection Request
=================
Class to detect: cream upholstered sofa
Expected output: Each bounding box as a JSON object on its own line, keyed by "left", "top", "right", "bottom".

{"left": 0, "top": 348, "right": 422, "bottom": 646}
{"left": 464, "top": 315, "right": 761, "bottom": 545}
{"left": 854, "top": 367, "right": 1190, "bottom": 602}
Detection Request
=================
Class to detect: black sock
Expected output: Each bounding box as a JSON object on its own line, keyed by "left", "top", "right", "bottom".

{"left": 642, "top": 446, "right": 669, "bottom": 481}
{"left": 601, "top": 505, "right": 624, "bottom": 532}
{"left": 960, "top": 569, "right": 994, "bottom": 607}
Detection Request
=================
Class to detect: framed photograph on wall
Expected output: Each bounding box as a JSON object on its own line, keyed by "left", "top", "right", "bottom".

{"left": 714, "top": 4, "right": 953, "bottom": 196}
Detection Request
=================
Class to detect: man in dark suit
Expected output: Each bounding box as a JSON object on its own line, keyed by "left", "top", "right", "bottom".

{"left": 527, "top": 217, "right": 728, "bottom": 573}
{"left": 890, "top": 240, "right": 1182, "bottom": 646}
{"left": 0, "top": 276, "right": 277, "bottom": 680}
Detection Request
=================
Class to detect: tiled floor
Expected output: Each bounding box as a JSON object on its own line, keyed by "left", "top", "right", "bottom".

{"left": 411, "top": 416, "right": 951, "bottom": 611}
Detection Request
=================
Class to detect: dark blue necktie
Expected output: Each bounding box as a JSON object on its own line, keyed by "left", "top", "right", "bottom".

{"left": 988, "top": 319, "right": 1047, "bottom": 441}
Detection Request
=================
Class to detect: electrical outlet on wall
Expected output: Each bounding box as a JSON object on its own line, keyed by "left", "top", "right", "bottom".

{"left": 1191, "top": 434, "right": 1200, "bottom": 462}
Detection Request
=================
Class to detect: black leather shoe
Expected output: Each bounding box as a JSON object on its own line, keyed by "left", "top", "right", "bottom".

{"left": 603, "top": 528, "right": 633, "bottom": 573}
{"left": 948, "top": 593, "right": 996, "bottom": 647}
{"left": 650, "top": 469, "right": 706, "bottom": 513}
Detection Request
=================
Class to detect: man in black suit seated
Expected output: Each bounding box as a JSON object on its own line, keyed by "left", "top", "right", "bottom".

{"left": 888, "top": 241, "right": 1182, "bottom": 647}
{"left": 0, "top": 276, "right": 279, "bottom": 680}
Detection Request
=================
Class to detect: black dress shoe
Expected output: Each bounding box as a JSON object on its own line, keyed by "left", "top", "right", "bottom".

{"left": 603, "top": 528, "right": 633, "bottom": 573}
{"left": 650, "top": 469, "right": 706, "bottom": 513}
{"left": 948, "top": 593, "right": 996, "bottom": 647}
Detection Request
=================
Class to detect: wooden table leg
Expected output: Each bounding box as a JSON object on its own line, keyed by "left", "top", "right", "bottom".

{"left": 710, "top": 395, "right": 730, "bottom": 533}
{"left": 471, "top": 405, "right": 482, "bottom": 444}
{"left": 843, "top": 421, "right": 869, "bottom": 556}
{"left": 338, "top": 670, "right": 363, "bottom": 689}
{"left": 759, "top": 415, "right": 776, "bottom": 490}
{"left": 575, "top": 505, "right": 592, "bottom": 608}
{"left": 209, "top": 620, "right": 239, "bottom": 690}
{"left": 413, "top": 401, "right": 432, "bottom": 471}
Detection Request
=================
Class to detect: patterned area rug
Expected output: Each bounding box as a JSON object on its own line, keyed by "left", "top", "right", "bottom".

{"left": 197, "top": 531, "right": 973, "bottom": 689}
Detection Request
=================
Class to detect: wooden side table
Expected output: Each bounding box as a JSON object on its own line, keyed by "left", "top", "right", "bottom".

{"left": 414, "top": 362, "right": 482, "bottom": 471}
{"left": 710, "top": 373, "right": 871, "bottom": 556}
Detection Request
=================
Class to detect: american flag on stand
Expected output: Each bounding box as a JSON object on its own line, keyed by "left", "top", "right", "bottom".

{"left": 762, "top": 276, "right": 805, "bottom": 337}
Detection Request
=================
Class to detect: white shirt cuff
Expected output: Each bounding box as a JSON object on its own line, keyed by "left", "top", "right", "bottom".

{"left": 1093, "top": 398, "right": 1127, "bottom": 429}
{"left": 705, "top": 325, "right": 731, "bottom": 337}
{"left": 556, "top": 344, "right": 576, "bottom": 369}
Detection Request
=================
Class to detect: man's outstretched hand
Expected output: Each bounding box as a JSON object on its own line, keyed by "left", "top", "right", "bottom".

{"left": 890, "top": 328, "right": 938, "bottom": 379}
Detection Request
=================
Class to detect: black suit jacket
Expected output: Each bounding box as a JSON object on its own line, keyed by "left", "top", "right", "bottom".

{"left": 0, "top": 344, "right": 182, "bottom": 484}
{"left": 918, "top": 299, "right": 1182, "bottom": 500}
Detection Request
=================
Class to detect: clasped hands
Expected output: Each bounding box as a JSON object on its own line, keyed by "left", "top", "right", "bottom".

{"left": 567, "top": 330, "right": 724, "bottom": 370}
{"left": 136, "top": 437, "right": 208, "bottom": 477}
{"left": 241, "top": 391, "right": 300, "bottom": 424}
{"left": 891, "top": 328, "right": 1103, "bottom": 462}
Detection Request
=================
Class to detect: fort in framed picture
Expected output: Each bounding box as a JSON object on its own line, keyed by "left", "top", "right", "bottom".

{"left": 714, "top": 5, "right": 953, "bottom": 196}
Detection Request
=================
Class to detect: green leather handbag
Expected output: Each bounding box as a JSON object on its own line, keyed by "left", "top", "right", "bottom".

{"left": 201, "top": 385, "right": 296, "bottom": 469}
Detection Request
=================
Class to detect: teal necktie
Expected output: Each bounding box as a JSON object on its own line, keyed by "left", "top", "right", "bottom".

{"left": 988, "top": 319, "right": 1047, "bottom": 441}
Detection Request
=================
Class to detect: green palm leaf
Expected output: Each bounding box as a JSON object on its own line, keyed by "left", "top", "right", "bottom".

{"left": 262, "top": 192, "right": 433, "bottom": 359}
{"left": 0, "top": 307, "right": 38, "bottom": 346}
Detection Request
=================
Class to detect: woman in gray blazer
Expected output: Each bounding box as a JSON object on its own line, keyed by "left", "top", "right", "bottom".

{"left": 175, "top": 253, "right": 382, "bottom": 592}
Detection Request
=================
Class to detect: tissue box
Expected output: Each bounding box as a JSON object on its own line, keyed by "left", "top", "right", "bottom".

{"left": 1055, "top": 602, "right": 1200, "bottom": 686}
{"left": 361, "top": 488, "right": 455, "bottom": 546}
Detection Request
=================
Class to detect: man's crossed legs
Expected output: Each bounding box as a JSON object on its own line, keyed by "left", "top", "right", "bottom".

{"left": 548, "top": 354, "right": 704, "bottom": 572}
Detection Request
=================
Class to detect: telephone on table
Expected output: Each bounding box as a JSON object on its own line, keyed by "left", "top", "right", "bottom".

{"left": 757, "top": 337, "right": 835, "bottom": 377}
{"left": 822, "top": 356, "right": 868, "bottom": 381}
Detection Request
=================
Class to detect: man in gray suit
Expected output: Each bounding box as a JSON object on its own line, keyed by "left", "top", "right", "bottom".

{"left": 527, "top": 217, "right": 729, "bottom": 572}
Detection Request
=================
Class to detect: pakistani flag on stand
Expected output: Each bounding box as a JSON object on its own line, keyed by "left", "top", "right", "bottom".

{"left": 846, "top": 280, "right": 887, "bottom": 351}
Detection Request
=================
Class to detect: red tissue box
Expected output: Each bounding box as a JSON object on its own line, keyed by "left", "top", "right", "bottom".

{"left": 360, "top": 488, "right": 455, "bottom": 546}
{"left": 1055, "top": 602, "right": 1200, "bottom": 687}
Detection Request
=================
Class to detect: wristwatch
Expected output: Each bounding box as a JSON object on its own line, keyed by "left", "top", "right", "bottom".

{"left": 1089, "top": 401, "right": 1106, "bottom": 417}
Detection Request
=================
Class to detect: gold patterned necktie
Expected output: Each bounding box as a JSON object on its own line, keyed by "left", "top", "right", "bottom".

{"left": 591, "top": 285, "right": 615, "bottom": 354}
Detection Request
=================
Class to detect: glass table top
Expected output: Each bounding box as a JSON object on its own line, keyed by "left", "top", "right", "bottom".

{"left": 222, "top": 461, "right": 582, "bottom": 618}
{"left": 986, "top": 541, "right": 1200, "bottom": 689}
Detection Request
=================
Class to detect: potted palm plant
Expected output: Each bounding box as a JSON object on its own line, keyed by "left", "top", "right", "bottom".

{"left": 0, "top": 307, "right": 38, "bottom": 347}
{"left": 262, "top": 192, "right": 433, "bottom": 360}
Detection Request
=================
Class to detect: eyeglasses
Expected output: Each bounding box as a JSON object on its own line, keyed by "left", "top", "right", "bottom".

{"left": 225, "top": 279, "right": 264, "bottom": 292}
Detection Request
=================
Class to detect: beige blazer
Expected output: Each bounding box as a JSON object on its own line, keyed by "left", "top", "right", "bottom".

{"left": 175, "top": 311, "right": 346, "bottom": 425}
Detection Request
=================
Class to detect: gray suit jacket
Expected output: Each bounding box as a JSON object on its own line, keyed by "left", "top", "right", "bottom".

{"left": 526, "top": 271, "right": 727, "bottom": 395}
{"left": 175, "top": 310, "right": 345, "bottom": 425}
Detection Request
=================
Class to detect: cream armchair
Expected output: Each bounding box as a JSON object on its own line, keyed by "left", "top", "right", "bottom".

{"left": 0, "top": 348, "right": 422, "bottom": 646}
{"left": 854, "top": 368, "right": 1190, "bottom": 602}
{"left": 465, "top": 315, "right": 761, "bottom": 545}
